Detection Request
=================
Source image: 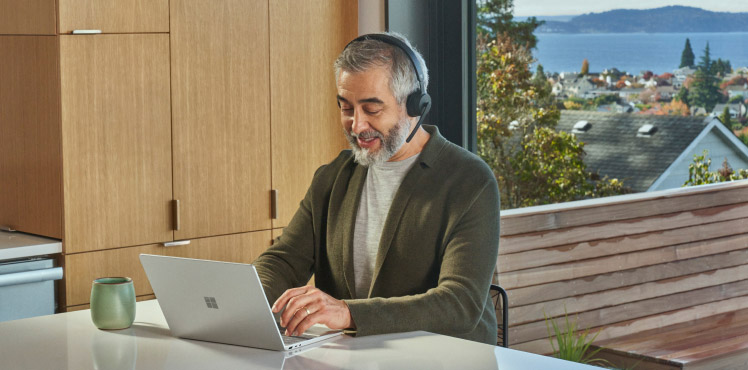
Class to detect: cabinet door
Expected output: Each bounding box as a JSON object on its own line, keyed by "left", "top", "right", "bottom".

{"left": 270, "top": 0, "right": 357, "bottom": 228}
{"left": 60, "top": 34, "right": 173, "bottom": 253}
{"left": 64, "top": 230, "right": 271, "bottom": 308}
{"left": 0, "top": 36, "right": 62, "bottom": 238}
{"left": 0, "top": 0, "right": 56, "bottom": 35}
{"left": 171, "top": 0, "right": 272, "bottom": 240}
{"left": 58, "top": 0, "right": 169, "bottom": 34}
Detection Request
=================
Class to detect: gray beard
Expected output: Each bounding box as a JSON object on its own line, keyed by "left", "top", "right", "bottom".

{"left": 344, "top": 118, "right": 410, "bottom": 167}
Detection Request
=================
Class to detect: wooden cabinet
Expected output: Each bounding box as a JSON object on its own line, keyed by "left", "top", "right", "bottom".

{"left": 58, "top": 0, "right": 169, "bottom": 34}
{"left": 0, "top": 36, "right": 62, "bottom": 238}
{"left": 269, "top": 0, "right": 356, "bottom": 228}
{"left": 60, "top": 34, "right": 173, "bottom": 253}
{"left": 171, "top": 0, "right": 272, "bottom": 240}
{"left": 0, "top": 0, "right": 357, "bottom": 310}
{"left": 65, "top": 230, "right": 272, "bottom": 307}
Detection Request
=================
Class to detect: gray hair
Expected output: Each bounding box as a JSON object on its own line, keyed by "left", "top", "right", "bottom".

{"left": 334, "top": 32, "right": 428, "bottom": 105}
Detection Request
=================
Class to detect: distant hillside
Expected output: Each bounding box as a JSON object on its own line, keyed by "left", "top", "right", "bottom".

{"left": 538, "top": 6, "right": 748, "bottom": 33}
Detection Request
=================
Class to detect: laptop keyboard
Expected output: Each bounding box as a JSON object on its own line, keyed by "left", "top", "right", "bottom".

{"left": 277, "top": 322, "right": 315, "bottom": 344}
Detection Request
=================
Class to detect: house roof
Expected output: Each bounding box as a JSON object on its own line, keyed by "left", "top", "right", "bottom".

{"left": 557, "top": 111, "right": 709, "bottom": 192}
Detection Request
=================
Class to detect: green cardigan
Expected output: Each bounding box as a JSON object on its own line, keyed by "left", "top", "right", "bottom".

{"left": 254, "top": 125, "right": 500, "bottom": 344}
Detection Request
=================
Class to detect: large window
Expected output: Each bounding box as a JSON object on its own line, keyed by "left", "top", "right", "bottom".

{"left": 475, "top": 0, "right": 748, "bottom": 210}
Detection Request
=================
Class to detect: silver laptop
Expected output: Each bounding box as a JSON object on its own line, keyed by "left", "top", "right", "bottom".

{"left": 139, "top": 254, "right": 343, "bottom": 351}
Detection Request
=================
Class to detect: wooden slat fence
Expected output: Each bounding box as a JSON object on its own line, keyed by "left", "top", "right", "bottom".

{"left": 496, "top": 180, "right": 748, "bottom": 354}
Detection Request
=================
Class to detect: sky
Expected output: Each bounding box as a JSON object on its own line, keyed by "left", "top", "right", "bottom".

{"left": 513, "top": 0, "right": 748, "bottom": 17}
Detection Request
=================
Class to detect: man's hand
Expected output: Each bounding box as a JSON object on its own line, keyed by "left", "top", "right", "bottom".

{"left": 272, "top": 286, "right": 355, "bottom": 336}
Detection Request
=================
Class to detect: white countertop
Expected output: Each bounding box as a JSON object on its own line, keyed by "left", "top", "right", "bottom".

{"left": 0, "top": 299, "right": 602, "bottom": 370}
{"left": 0, "top": 230, "right": 62, "bottom": 260}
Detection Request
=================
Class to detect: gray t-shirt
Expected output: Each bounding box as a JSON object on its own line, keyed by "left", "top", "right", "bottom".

{"left": 352, "top": 154, "right": 420, "bottom": 299}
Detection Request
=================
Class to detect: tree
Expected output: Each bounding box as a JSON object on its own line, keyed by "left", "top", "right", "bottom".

{"left": 688, "top": 69, "right": 723, "bottom": 112}
{"left": 720, "top": 106, "right": 733, "bottom": 128}
{"left": 684, "top": 150, "right": 748, "bottom": 187}
{"left": 698, "top": 42, "right": 711, "bottom": 72}
{"left": 476, "top": 33, "right": 628, "bottom": 209}
{"left": 476, "top": 0, "right": 543, "bottom": 49}
{"left": 675, "top": 87, "right": 690, "bottom": 106}
{"left": 581, "top": 59, "right": 589, "bottom": 75}
{"left": 638, "top": 100, "right": 689, "bottom": 116}
{"left": 679, "top": 38, "right": 695, "bottom": 68}
{"left": 739, "top": 132, "right": 748, "bottom": 147}
{"left": 712, "top": 58, "right": 732, "bottom": 77}
{"left": 689, "top": 44, "right": 724, "bottom": 112}
{"left": 593, "top": 94, "right": 619, "bottom": 107}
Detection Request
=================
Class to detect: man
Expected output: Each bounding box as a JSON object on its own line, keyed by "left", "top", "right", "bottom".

{"left": 253, "top": 33, "right": 500, "bottom": 345}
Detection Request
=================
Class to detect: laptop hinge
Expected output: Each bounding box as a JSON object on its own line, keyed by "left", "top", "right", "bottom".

{"left": 271, "top": 190, "right": 278, "bottom": 219}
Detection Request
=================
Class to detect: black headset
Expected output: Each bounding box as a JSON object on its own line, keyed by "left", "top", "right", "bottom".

{"left": 342, "top": 34, "right": 432, "bottom": 143}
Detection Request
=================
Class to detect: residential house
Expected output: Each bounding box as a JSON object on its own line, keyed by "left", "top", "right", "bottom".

{"left": 552, "top": 76, "right": 597, "bottom": 99}
{"left": 672, "top": 66, "right": 696, "bottom": 89}
{"left": 655, "top": 85, "right": 676, "bottom": 100}
{"left": 617, "top": 87, "right": 645, "bottom": 102}
{"left": 557, "top": 111, "right": 748, "bottom": 192}
{"left": 711, "top": 103, "right": 747, "bottom": 120}
{"left": 726, "top": 84, "right": 748, "bottom": 100}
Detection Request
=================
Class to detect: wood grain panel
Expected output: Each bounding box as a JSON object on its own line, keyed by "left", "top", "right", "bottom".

{"left": 58, "top": 0, "right": 168, "bottom": 34}
{"left": 161, "top": 231, "right": 271, "bottom": 263}
{"left": 500, "top": 218, "right": 748, "bottom": 272}
{"left": 269, "top": 0, "right": 356, "bottom": 228}
{"left": 171, "top": 0, "right": 272, "bottom": 239}
{"left": 60, "top": 34, "right": 173, "bottom": 253}
{"left": 513, "top": 295, "right": 748, "bottom": 354}
{"left": 509, "top": 249, "right": 748, "bottom": 307}
{"left": 0, "top": 36, "right": 62, "bottom": 238}
{"left": 511, "top": 265, "right": 748, "bottom": 326}
{"left": 500, "top": 181, "right": 748, "bottom": 236}
{"left": 0, "top": 0, "right": 56, "bottom": 34}
{"left": 499, "top": 233, "right": 748, "bottom": 289}
{"left": 501, "top": 202, "right": 748, "bottom": 254}
{"left": 511, "top": 279, "right": 748, "bottom": 344}
{"left": 65, "top": 230, "right": 271, "bottom": 306}
{"left": 65, "top": 243, "right": 163, "bottom": 306}
{"left": 593, "top": 309, "right": 748, "bottom": 369}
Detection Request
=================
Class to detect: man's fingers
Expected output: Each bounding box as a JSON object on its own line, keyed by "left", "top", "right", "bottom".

{"left": 293, "top": 311, "right": 322, "bottom": 336}
{"left": 284, "top": 305, "right": 318, "bottom": 336}
{"left": 280, "top": 290, "right": 319, "bottom": 326}
{"left": 272, "top": 286, "right": 310, "bottom": 312}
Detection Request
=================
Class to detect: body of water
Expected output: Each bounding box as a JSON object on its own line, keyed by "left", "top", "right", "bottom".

{"left": 534, "top": 32, "right": 748, "bottom": 75}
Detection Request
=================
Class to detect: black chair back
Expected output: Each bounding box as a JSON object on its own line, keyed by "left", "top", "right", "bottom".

{"left": 490, "top": 284, "right": 508, "bottom": 347}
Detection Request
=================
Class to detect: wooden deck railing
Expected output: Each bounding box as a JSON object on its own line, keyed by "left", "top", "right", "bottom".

{"left": 497, "top": 179, "right": 748, "bottom": 354}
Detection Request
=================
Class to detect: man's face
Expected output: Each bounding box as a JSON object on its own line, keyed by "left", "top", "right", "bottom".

{"left": 336, "top": 66, "right": 412, "bottom": 166}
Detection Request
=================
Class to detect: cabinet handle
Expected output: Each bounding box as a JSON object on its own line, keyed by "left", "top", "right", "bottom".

{"left": 271, "top": 189, "right": 278, "bottom": 219}
{"left": 71, "top": 30, "right": 102, "bottom": 35}
{"left": 0, "top": 225, "right": 16, "bottom": 232}
{"left": 162, "top": 240, "right": 190, "bottom": 247}
{"left": 173, "top": 199, "right": 181, "bottom": 231}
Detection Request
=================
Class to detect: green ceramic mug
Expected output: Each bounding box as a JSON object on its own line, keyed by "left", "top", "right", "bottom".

{"left": 90, "top": 277, "right": 136, "bottom": 330}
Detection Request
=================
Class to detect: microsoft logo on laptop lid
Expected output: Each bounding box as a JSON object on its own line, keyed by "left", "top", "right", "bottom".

{"left": 204, "top": 297, "right": 219, "bottom": 309}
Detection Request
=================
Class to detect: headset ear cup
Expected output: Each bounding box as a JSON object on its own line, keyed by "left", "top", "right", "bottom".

{"left": 406, "top": 90, "right": 431, "bottom": 117}
{"left": 418, "top": 93, "right": 431, "bottom": 115}
{"left": 406, "top": 91, "right": 421, "bottom": 117}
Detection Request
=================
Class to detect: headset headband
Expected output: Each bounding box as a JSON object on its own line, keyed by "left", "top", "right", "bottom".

{"left": 346, "top": 34, "right": 427, "bottom": 97}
